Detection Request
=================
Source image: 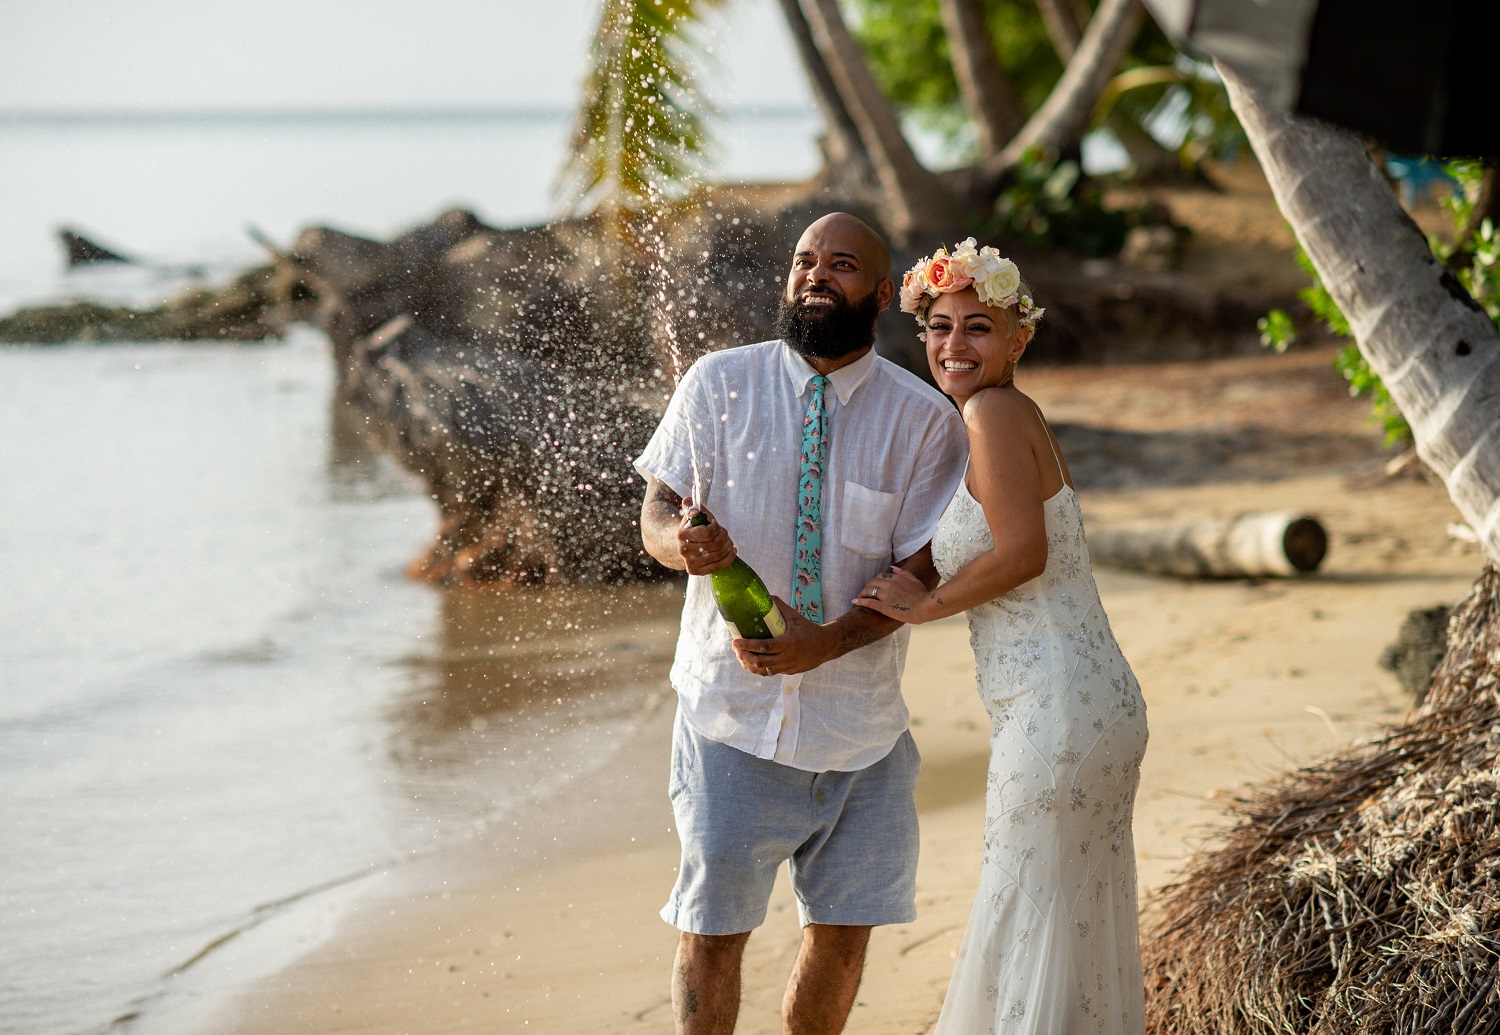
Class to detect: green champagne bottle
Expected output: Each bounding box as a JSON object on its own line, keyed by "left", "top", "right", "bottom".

{"left": 687, "top": 511, "right": 786, "bottom": 639}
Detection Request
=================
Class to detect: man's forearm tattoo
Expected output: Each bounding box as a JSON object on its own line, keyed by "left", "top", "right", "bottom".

{"left": 834, "top": 614, "right": 898, "bottom": 656}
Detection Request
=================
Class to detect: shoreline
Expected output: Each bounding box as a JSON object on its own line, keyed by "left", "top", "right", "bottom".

{"left": 128, "top": 682, "right": 683, "bottom": 1035}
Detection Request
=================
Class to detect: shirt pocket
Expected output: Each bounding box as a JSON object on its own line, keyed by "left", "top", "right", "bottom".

{"left": 839, "top": 481, "right": 904, "bottom": 559}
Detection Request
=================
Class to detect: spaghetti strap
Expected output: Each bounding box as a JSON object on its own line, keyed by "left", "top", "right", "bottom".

{"left": 1032, "top": 401, "right": 1065, "bottom": 483}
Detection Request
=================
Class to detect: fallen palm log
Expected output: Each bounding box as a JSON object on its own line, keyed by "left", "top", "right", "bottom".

{"left": 344, "top": 312, "right": 661, "bottom": 583}
{"left": 1142, "top": 564, "right": 1500, "bottom": 1034}
{"left": 1090, "top": 510, "right": 1328, "bottom": 578}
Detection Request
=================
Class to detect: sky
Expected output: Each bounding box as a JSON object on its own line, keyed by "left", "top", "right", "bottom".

{"left": 0, "top": 0, "right": 813, "bottom": 113}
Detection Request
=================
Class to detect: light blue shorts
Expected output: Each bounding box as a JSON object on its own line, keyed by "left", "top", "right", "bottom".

{"left": 661, "top": 709, "right": 921, "bottom": 935}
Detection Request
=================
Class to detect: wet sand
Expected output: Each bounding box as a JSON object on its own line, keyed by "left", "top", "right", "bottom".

{"left": 194, "top": 348, "right": 1487, "bottom": 1034}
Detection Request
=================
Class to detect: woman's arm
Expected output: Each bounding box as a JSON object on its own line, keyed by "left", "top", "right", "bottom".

{"left": 855, "top": 389, "right": 1052, "bottom": 623}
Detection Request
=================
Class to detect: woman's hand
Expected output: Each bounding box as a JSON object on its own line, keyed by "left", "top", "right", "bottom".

{"left": 853, "top": 565, "right": 932, "bottom": 624}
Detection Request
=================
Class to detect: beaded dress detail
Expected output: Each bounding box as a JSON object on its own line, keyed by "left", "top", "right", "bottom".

{"left": 931, "top": 458, "right": 1148, "bottom": 1034}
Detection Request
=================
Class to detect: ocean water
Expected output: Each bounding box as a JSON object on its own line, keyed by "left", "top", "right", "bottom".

{"left": 0, "top": 111, "right": 817, "bottom": 1035}
{"left": 0, "top": 108, "right": 823, "bottom": 310}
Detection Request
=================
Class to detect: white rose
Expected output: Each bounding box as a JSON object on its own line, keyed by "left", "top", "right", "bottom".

{"left": 979, "top": 259, "right": 1020, "bottom": 306}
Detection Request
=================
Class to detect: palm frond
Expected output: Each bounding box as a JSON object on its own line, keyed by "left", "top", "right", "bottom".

{"left": 559, "top": 0, "right": 723, "bottom": 216}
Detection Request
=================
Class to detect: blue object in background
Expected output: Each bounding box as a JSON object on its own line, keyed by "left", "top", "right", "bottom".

{"left": 1384, "top": 156, "right": 1459, "bottom": 206}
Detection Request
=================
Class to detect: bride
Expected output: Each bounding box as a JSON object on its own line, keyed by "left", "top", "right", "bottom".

{"left": 854, "top": 240, "right": 1148, "bottom": 1033}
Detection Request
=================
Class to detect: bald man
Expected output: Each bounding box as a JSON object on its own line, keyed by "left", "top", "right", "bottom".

{"left": 635, "top": 214, "right": 968, "bottom": 1034}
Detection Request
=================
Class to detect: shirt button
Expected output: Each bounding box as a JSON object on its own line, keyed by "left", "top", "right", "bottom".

{"left": 784, "top": 684, "right": 793, "bottom": 694}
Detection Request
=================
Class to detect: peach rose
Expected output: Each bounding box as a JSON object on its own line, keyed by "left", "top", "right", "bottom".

{"left": 899, "top": 269, "right": 927, "bottom": 314}
{"left": 923, "top": 255, "right": 973, "bottom": 294}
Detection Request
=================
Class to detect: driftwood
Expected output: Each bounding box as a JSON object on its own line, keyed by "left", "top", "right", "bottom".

{"left": 58, "top": 228, "right": 133, "bottom": 266}
{"left": 1091, "top": 510, "right": 1328, "bottom": 578}
{"left": 0, "top": 265, "right": 312, "bottom": 344}
{"left": 1142, "top": 565, "right": 1500, "bottom": 1034}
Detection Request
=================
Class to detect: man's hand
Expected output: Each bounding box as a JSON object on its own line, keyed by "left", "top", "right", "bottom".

{"left": 641, "top": 475, "right": 737, "bottom": 574}
{"left": 676, "top": 498, "right": 737, "bottom": 576}
{"left": 732, "top": 596, "right": 837, "bottom": 677}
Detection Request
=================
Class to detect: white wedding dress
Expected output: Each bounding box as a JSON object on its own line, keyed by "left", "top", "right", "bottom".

{"left": 931, "top": 445, "right": 1149, "bottom": 1034}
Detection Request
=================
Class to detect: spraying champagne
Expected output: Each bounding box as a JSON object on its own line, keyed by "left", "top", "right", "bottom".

{"left": 687, "top": 511, "right": 786, "bottom": 639}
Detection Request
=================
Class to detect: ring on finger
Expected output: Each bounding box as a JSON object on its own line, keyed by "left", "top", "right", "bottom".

{"left": 870, "top": 587, "right": 879, "bottom": 599}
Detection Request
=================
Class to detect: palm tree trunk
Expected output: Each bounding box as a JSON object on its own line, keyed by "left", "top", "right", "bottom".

{"left": 774, "top": 0, "right": 877, "bottom": 198}
{"left": 1221, "top": 64, "right": 1500, "bottom": 565}
{"left": 1035, "top": 0, "right": 1085, "bottom": 61}
{"left": 938, "top": 0, "right": 1027, "bottom": 155}
{"left": 797, "top": 0, "right": 963, "bottom": 241}
{"left": 967, "top": 0, "right": 1145, "bottom": 205}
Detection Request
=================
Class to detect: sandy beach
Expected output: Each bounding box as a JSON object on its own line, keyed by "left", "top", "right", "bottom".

{"left": 173, "top": 342, "right": 1486, "bottom": 1035}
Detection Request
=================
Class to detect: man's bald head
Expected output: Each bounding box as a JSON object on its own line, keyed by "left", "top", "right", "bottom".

{"left": 795, "top": 212, "right": 891, "bottom": 283}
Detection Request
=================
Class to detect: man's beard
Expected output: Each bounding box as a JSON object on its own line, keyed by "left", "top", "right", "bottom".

{"left": 775, "top": 289, "right": 881, "bottom": 361}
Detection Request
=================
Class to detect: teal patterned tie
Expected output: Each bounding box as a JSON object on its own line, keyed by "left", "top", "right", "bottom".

{"left": 793, "top": 375, "right": 830, "bottom": 622}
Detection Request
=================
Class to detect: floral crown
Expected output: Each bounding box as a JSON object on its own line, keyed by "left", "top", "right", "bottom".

{"left": 899, "top": 238, "right": 1044, "bottom": 331}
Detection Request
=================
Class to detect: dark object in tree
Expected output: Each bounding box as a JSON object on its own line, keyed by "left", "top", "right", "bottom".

{"left": 1142, "top": 566, "right": 1500, "bottom": 1034}
{"left": 58, "top": 228, "right": 133, "bottom": 266}
{"left": 1143, "top": 0, "right": 1498, "bottom": 157}
{"left": 1379, "top": 604, "right": 1452, "bottom": 706}
{"left": 1219, "top": 63, "right": 1500, "bottom": 559}
{"left": 1090, "top": 511, "right": 1327, "bottom": 579}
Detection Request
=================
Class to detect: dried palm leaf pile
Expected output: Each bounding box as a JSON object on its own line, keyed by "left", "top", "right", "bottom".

{"left": 1143, "top": 565, "right": 1500, "bottom": 1034}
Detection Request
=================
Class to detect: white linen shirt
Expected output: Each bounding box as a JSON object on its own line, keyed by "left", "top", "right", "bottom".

{"left": 635, "top": 340, "right": 968, "bottom": 772}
